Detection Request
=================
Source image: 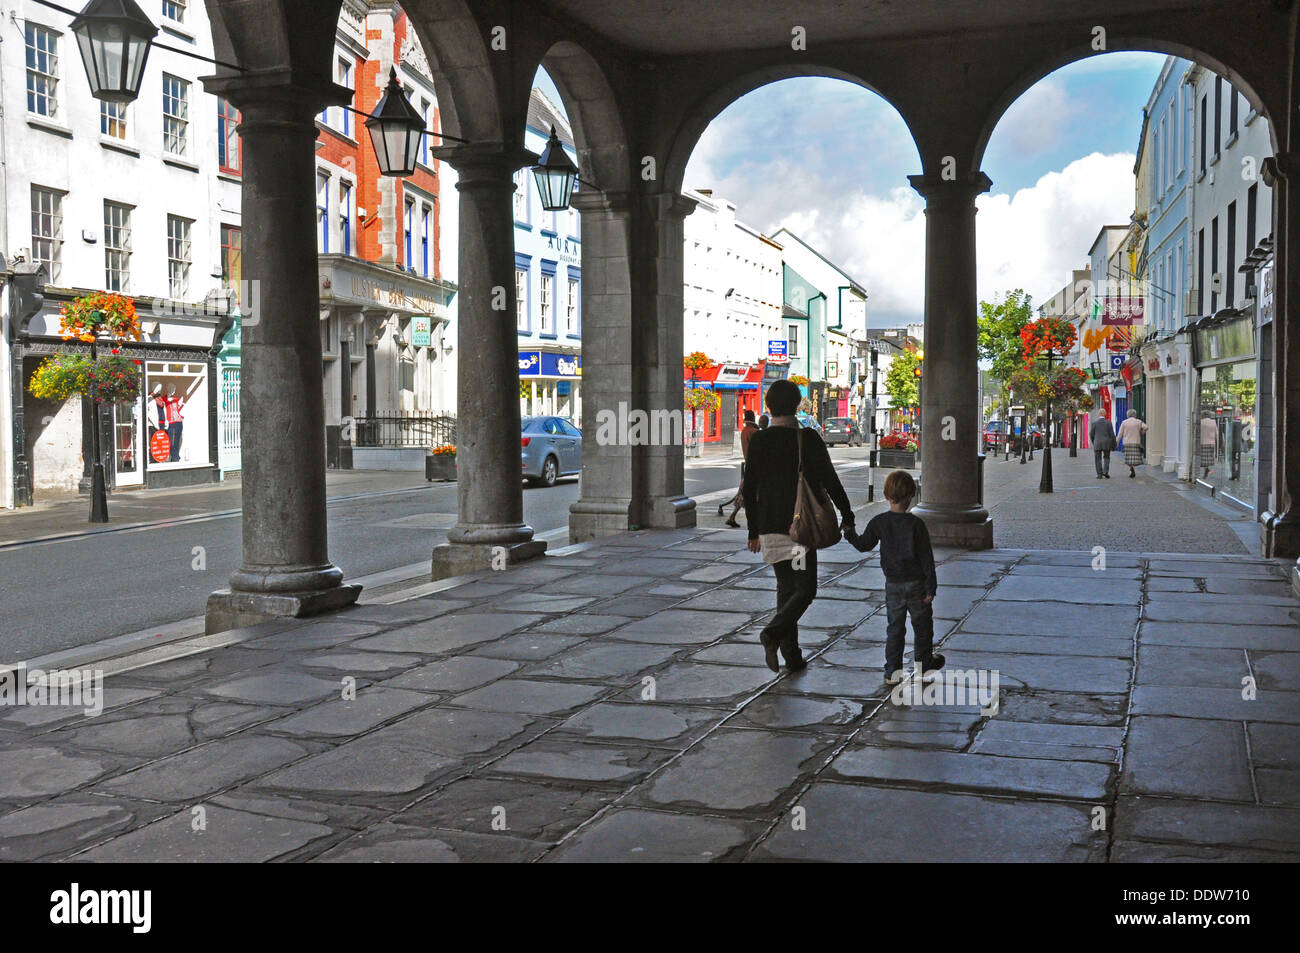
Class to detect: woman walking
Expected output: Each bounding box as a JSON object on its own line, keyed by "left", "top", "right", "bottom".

{"left": 719, "top": 410, "right": 759, "bottom": 526}
{"left": 1116, "top": 409, "right": 1149, "bottom": 478}
{"left": 743, "top": 380, "right": 855, "bottom": 673}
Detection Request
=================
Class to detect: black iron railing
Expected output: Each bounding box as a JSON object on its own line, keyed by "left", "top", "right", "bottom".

{"left": 355, "top": 414, "right": 457, "bottom": 449}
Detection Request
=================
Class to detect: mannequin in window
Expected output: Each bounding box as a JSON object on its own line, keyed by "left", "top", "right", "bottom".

{"left": 148, "top": 384, "right": 165, "bottom": 441}
{"left": 163, "top": 383, "right": 185, "bottom": 461}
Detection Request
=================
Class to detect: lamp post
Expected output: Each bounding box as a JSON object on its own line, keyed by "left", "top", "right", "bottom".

{"left": 1039, "top": 348, "right": 1057, "bottom": 493}
{"left": 86, "top": 332, "right": 109, "bottom": 523}
{"left": 867, "top": 346, "right": 879, "bottom": 501}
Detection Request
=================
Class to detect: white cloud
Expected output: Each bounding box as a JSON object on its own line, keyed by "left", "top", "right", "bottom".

{"left": 685, "top": 145, "right": 1134, "bottom": 328}
{"left": 991, "top": 78, "right": 1078, "bottom": 159}
{"left": 976, "top": 152, "right": 1136, "bottom": 306}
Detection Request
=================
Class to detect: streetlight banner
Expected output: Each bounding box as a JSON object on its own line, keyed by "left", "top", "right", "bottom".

{"left": 1101, "top": 296, "right": 1144, "bottom": 326}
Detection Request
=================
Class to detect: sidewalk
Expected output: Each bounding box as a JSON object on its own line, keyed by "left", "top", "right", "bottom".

{"left": 1, "top": 520, "right": 1296, "bottom": 861}
{"left": 0, "top": 470, "right": 435, "bottom": 548}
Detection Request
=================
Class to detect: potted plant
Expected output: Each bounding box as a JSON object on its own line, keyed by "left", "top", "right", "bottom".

{"left": 426, "top": 443, "right": 457, "bottom": 481}
{"left": 876, "top": 432, "right": 919, "bottom": 468}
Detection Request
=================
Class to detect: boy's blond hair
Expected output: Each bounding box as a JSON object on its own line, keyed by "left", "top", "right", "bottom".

{"left": 883, "top": 469, "right": 916, "bottom": 505}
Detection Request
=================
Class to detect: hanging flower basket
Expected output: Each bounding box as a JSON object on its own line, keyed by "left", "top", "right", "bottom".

{"left": 59, "top": 292, "right": 141, "bottom": 344}
{"left": 683, "top": 351, "right": 712, "bottom": 373}
{"left": 684, "top": 387, "right": 720, "bottom": 413}
{"left": 28, "top": 354, "right": 141, "bottom": 405}
{"left": 789, "top": 374, "right": 810, "bottom": 387}
{"left": 1019, "top": 316, "right": 1077, "bottom": 367}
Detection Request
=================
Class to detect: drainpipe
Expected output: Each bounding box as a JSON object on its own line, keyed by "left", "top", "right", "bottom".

{"left": 1182, "top": 64, "right": 1200, "bottom": 482}
{"left": 0, "top": 25, "right": 11, "bottom": 509}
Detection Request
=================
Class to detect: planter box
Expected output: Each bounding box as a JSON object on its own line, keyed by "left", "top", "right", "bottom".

{"left": 426, "top": 452, "right": 457, "bottom": 482}
{"left": 876, "top": 450, "right": 917, "bottom": 469}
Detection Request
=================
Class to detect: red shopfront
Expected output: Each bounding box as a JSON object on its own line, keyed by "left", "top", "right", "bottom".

{"left": 684, "top": 361, "right": 766, "bottom": 444}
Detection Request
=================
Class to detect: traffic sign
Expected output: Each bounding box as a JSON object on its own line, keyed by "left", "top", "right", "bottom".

{"left": 1109, "top": 354, "right": 1126, "bottom": 370}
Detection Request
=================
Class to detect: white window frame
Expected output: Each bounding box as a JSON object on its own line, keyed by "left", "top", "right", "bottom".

{"left": 31, "top": 186, "right": 64, "bottom": 284}
{"left": 167, "top": 214, "right": 193, "bottom": 300}
{"left": 515, "top": 268, "right": 529, "bottom": 331}
{"left": 100, "top": 99, "right": 129, "bottom": 140}
{"left": 162, "top": 73, "right": 190, "bottom": 156}
{"left": 566, "top": 277, "right": 579, "bottom": 334}
{"left": 25, "top": 23, "right": 59, "bottom": 119}
{"left": 104, "top": 201, "right": 133, "bottom": 293}
{"left": 162, "top": 0, "right": 187, "bottom": 23}
{"left": 316, "top": 172, "right": 330, "bottom": 253}
{"left": 338, "top": 179, "right": 353, "bottom": 255}
{"left": 540, "top": 272, "right": 554, "bottom": 334}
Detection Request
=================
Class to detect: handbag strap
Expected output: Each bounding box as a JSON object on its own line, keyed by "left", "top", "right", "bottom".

{"left": 796, "top": 425, "right": 805, "bottom": 475}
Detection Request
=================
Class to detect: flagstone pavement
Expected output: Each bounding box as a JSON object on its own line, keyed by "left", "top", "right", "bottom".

{"left": 2, "top": 523, "right": 1298, "bottom": 862}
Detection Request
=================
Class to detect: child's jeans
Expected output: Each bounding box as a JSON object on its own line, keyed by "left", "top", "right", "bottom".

{"left": 884, "top": 578, "right": 935, "bottom": 674}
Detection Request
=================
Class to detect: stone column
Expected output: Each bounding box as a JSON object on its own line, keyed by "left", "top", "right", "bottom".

{"left": 907, "top": 172, "right": 993, "bottom": 548}
{"left": 569, "top": 190, "right": 697, "bottom": 541}
{"left": 1260, "top": 154, "right": 1300, "bottom": 585}
{"left": 431, "top": 148, "right": 545, "bottom": 578}
{"left": 205, "top": 87, "right": 360, "bottom": 633}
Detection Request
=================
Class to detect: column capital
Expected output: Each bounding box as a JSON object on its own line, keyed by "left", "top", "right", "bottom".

{"left": 203, "top": 71, "right": 349, "bottom": 118}
{"left": 1261, "top": 152, "right": 1300, "bottom": 187}
{"left": 571, "top": 189, "right": 633, "bottom": 215}
{"left": 434, "top": 144, "right": 537, "bottom": 186}
{"left": 907, "top": 171, "right": 993, "bottom": 207}
{"left": 648, "top": 191, "right": 698, "bottom": 220}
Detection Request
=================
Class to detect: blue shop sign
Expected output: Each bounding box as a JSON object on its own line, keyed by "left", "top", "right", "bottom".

{"left": 519, "top": 351, "right": 582, "bottom": 377}
{"left": 518, "top": 351, "right": 541, "bottom": 374}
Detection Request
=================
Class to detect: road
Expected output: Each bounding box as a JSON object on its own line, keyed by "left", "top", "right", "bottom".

{"left": 0, "top": 460, "right": 756, "bottom": 659}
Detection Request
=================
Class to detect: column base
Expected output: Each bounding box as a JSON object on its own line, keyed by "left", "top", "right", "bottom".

{"left": 431, "top": 539, "right": 547, "bottom": 581}
{"left": 205, "top": 584, "right": 362, "bottom": 635}
{"left": 642, "top": 495, "right": 697, "bottom": 530}
{"left": 569, "top": 500, "right": 632, "bottom": 543}
{"left": 1261, "top": 510, "right": 1300, "bottom": 558}
{"left": 913, "top": 512, "right": 994, "bottom": 550}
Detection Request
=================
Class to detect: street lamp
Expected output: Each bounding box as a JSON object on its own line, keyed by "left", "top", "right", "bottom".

{"left": 533, "top": 126, "right": 580, "bottom": 212}
{"left": 1039, "top": 348, "right": 1057, "bottom": 493}
{"left": 366, "top": 69, "right": 426, "bottom": 177}
{"left": 68, "top": 0, "right": 158, "bottom": 103}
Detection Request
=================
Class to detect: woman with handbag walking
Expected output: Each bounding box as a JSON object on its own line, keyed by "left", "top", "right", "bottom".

{"left": 742, "top": 380, "right": 855, "bottom": 672}
{"left": 1116, "top": 409, "right": 1149, "bottom": 478}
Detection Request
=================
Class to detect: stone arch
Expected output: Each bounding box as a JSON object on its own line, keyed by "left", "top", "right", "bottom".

{"left": 662, "top": 63, "right": 923, "bottom": 199}
{"left": 204, "top": 0, "right": 344, "bottom": 91}
{"left": 400, "top": 0, "right": 507, "bottom": 143}
{"left": 538, "top": 41, "right": 633, "bottom": 195}
{"left": 975, "top": 38, "right": 1284, "bottom": 171}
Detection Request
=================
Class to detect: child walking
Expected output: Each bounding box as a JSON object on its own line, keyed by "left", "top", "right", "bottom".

{"left": 844, "top": 470, "right": 944, "bottom": 684}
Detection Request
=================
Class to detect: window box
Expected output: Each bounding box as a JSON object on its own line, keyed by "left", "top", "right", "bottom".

{"left": 426, "top": 451, "right": 456, "bottom": 482}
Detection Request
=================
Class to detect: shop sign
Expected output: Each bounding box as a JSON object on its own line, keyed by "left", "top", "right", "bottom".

{"left": 410, "top": 316, "right": 432, "bottom": 347}
{"left": 518, "top": 351, "right": 541, "bottom": 375}
{"left": 715, "top": 363, "right": 748, "bottom": 384}
{"left": 768, "top": 340, "right": 788, "bottom": 361}
{"left": 542, "top": 353, "right": 582, "bottom": 377}
{"left": 1101, "top": 296, "right": 1144, "bottom": 326}
{"left": 150, "top": 431, "right": 171, "bottom": 463}
{"left": 1259, "top": 260, "right": 1275, "bottom": 325}
{"left": 1109, "top": 354, "right": 1126, "bottom": 370}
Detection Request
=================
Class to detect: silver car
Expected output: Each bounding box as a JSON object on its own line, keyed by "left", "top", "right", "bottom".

{"left": 521, "top": 416, "right": 582, "bottom": 487}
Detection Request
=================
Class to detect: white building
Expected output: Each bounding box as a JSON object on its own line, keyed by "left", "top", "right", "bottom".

{"left": 1, "top": 0, "right": 241, "bottom": 503}
{"left": 682, "top": 189, "right": 784, "bottom": 367}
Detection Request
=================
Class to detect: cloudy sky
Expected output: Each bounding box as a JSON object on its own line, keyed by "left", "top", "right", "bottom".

{"left": 679, "top": 52, "right": 1167, "bottom": 328}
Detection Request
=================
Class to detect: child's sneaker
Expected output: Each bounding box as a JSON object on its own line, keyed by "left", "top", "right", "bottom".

{"left": 918, "top": 653, "right": 946, "bottom": 680}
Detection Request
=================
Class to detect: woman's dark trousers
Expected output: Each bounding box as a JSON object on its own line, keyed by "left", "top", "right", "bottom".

{"left": 760, "top": 550, "right": 818, "bottom": 664}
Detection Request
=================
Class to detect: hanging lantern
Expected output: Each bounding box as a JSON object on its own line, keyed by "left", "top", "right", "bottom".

{"left": 532, "top": 126, "right": 578, "bottom": 212}
{"left": 69, "top": 0, "right": 158, "bottom": 104}
{"left": 366, "top": 68, "right": 425, "bottom": 177}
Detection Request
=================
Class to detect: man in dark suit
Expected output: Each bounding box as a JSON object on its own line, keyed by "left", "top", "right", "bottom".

{"left": 1090, "top": 413, "right": 1116, "bottom": 479}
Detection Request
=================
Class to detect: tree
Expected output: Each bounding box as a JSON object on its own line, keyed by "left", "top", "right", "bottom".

{"left": 978, "top": 289, "right": 1034, "bottom": 391}
{"left": 884, "top": 348, "right": 920, "bottom": 411}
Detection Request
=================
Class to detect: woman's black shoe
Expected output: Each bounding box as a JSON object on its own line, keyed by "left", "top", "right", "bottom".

{"left": 759, "top": 633, "right": 780, "bottom": 673}
{"left": 724, "top": 519, "right": 740, "bottom": 528}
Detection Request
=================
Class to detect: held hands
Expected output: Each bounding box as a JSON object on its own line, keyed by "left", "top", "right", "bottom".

{"left": 924, "top": 594, "right": 934, "bottom": 604}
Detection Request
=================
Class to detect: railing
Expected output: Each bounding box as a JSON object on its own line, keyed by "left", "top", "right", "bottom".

{"left": 354, "top": 414, "right": 457, "bottom": 449}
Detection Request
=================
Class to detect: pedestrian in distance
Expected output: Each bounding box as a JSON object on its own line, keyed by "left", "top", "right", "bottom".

{"left": 719, "top": 410, "right": 759, "bottom": 526}
{"left": 744, "top": 380, "right": 855, "bottom": 673}
{"left": 1089, "top": 412, "right": 1116, "bottom": 479}
{"left": 1116, "top": 409, "right": 1149, "bottom": 478}
{"left": 758, "top": 413, "right": 770, "bottom": 429}
{"left": 843, "top": 470, "right": 943, "bottom": 685}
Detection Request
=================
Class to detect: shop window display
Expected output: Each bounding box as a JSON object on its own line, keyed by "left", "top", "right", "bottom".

{"left": 1196, "top": 362, "right": 1256, "bottom": 507}
{"left": 145, "top": 362, "right": 209, "bottom": 468}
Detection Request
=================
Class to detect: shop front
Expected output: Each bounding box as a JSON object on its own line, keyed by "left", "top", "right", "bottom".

{"left": 519, "top": 349, "right": 582, "bottom": 422}
{"left": 683, "top": 361, "right": 766, "bottom": 445}
{"left": 1191, "top": 311, "right": 1258, "bottom": 511}
{"left": 1137, "top": 334, "right": 1191, "bottom": 475}
{"left": 11, "top": 291, "right": 228, "bottom": 502}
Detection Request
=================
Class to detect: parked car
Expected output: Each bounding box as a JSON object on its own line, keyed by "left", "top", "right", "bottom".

{"left": 982, "top": 420, "right": 1006, "bottom": 452}
{"left": 521, "top": 416, "right": 582, "bottom": 486}
{"left": 822, "top": 416, "right": 862, "bottom": 447}
{"left": 1007, "top": 425, "right": 1046, "bottom": 453}
{"left": 795, "top": 412, "right": 825, "bottom": 438}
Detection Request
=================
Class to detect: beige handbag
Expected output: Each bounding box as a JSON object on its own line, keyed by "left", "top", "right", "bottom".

{"left": 789, "top": 428, "right": 842, "bottom": 549}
